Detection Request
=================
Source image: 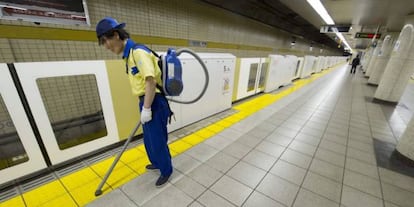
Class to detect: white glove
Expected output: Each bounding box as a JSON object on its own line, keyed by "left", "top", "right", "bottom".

{"left": 141, "top": 107, "right": 152, "bottom": 124}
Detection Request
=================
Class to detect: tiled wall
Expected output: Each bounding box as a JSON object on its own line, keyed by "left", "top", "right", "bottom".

{"left": 0, "top": 0, "right": 339, "bottom": 63}
{"left": 0, "top": 0, "right": 340, "bottom": 123}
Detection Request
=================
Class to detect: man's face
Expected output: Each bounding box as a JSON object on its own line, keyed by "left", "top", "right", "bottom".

{"left": 101, "top": 33, "right": 124, "bottom": 55}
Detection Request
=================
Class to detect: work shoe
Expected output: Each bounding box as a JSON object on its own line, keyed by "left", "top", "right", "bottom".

{"left": 155, "top": 174, "right": 170, "bottom": 187}
{"left": 145, "top": 164, "right": 158, "bottom": 170}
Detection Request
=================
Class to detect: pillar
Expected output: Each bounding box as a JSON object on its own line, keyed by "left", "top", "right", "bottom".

{"left": 367, "top": 35, "right": 394, "bottom": 85}
{"left": 397, "top": 114, "right": 414, "bottom": 160}
{"left": 365, "top": 40, "right": 383, "bottom": 77}
{"left": 373, "top": 24, "right": 414, "bottom": 102}
{"left": 361, "top": 47, "right": 373, "bottom": 72}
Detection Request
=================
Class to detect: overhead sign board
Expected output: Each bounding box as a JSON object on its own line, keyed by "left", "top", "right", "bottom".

{"left": 0, "top": 0, "right": 90, "bottom": 25}
{"left": 355, "top": 33, "right": 381, "bottom": 39}
{"left": 320, "top": 25, "right": 351, "bottom": 33}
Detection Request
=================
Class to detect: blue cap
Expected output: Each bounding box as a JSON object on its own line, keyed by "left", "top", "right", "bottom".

{"left": 96, "top": 17, "right": 126, "bottom": 38}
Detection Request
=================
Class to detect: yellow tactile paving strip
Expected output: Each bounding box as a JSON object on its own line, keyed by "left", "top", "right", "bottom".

{"left": 0, "top": 64, "right": 340, "bottom": 207}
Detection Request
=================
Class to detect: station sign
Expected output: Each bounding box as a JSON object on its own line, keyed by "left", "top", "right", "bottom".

{"left": 320, "top": 25, "right": 351, "bottom": 33}
{"left": 355, "top": 33, "right": 381, "bottom": 39}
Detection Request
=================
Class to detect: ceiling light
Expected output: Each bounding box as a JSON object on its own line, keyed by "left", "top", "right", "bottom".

{"left": 336, "top": 32, "right": 352, "bottom": 51}
{"left": 306, "top": 0, "right": 334, "bottom": 25}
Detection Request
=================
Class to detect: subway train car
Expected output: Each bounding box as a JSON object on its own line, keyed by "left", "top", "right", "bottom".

{"left": 0, "top": 54, "right": 346, "bottom": 187}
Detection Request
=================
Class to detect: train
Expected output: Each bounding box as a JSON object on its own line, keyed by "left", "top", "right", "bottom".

{"left": 0, "top": 52, "right": 346, "bottom": 188}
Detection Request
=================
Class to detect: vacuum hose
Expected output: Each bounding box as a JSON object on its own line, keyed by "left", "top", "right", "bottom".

{"left": 167, "top": 48, "right": 209, "bottom": 104}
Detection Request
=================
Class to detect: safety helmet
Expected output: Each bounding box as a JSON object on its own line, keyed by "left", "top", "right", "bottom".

{"left": 95, "top": 17, "right": 125, "bottom": 38}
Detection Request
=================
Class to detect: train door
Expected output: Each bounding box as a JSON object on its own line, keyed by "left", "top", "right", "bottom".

{"left": 294, "top": 57, "right": 304, "bottom": 79}
{"left": 235, "top": 58, "right": 268, "bottom": 100}
{"left": 13, "top": 61, "right": 119, "bottom": 165}
{"left": 256, "top": 58, "right": 268, "bottom": 93}
{"left": 0, "top": 64, "right": 47, "bottom": 185}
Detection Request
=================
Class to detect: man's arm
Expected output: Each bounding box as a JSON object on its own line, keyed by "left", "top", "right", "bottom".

{"left": 140, "top": 76, "right": 156, "bottom": 124}
{"left": 144, "top": 76, "right": 156, "bottom": 109}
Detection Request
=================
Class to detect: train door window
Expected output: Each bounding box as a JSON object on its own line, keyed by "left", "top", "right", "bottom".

{"left": 258, "top": 62, "right": 268, "bottom": 89}
{"left": 247, "top": 63, "right": 259, "bottom": 92}
{"left": 36, "top": 74, "right": 107, "bottom": 150}
{"left": 295, "top": 60, "right": 301, "bottom": 76}
{"left": 0, "top": 94, "right": 28, "bottom": 170}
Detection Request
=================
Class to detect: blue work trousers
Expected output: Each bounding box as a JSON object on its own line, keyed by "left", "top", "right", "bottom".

{"left": 139, "top": 94, "right": 173, "bottom": 177}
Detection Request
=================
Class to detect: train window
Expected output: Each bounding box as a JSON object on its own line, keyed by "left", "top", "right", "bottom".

{"left": 295, "top": 60, "right": 301, "bottom": 76}
{"left": 247, "top": 63, "right": 259, "bottom": 92}
{"left": 0, "top": 94, "right": 29, "bottom": 170}
{"left": 36, "top": 74, "right": 108, "bottom": 150}
{"left": 258, "top": 62, "right": 268, "bottom": 88}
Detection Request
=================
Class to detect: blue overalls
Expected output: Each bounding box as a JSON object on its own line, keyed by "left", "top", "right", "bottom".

{"left": 139, "top": 95, "right": 173, "bottom": 177}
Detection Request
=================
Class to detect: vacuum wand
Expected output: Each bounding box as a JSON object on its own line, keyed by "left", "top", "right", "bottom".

{"left": 95, "top": 121, "right": 141, "bottom": 196}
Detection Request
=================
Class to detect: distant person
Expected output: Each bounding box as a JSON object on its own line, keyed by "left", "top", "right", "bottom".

{"left": 350, "top": 55, "right": 360, "bottom": 74}
{"left": 95, "top": 17, "right": 173, "bottom": 187}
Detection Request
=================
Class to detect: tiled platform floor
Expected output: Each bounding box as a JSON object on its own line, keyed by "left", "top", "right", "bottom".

{"left": 85, "top": 65, "right": 414, "bottom": 207}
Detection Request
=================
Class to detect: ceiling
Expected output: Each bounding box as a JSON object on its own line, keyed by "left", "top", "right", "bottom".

{"left": 201, "top": 0, "right": 414, "bottom": 51}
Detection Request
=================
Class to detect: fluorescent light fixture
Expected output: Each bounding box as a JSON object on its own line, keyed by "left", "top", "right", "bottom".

{"left": 307, "top": 0, "right": 353, "bottom": 52}
{"left": 336, "top": 32, "right": 352, "bottom": 51}
{"left": 306, "top": 0, "right": 334, "bottom": 25}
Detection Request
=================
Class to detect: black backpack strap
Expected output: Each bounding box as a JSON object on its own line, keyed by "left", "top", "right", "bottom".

{"left": 134, "top": 43, "right": 160, "bottom": 58}
{"left": 126, "top": 44, "right": 161, "bottom": 73}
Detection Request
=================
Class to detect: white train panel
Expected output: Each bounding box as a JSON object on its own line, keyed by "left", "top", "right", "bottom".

{"left": 14, "top": 61, "right": 120, "bottom": 165}
{"left": 264, "top": 55, "right": 284, "bottom": 93}
{"left": 285, "top": 55, "right": 299, "bottom": 82}
{"left": 168, "top": 53, "right": 236, "bottom": 131}
{"left": 234, "top": 57, "right": 267, "bottom": 100}
{"left": 301, "top": 56, "right": 316, "bottom": 78}
{"left": 0, "top": 64, "right": 48, "bottom": 185}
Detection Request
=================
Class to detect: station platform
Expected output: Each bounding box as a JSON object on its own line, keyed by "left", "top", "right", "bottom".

{"left": 2, "top": 63, "right": 414, "bottom": 207}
